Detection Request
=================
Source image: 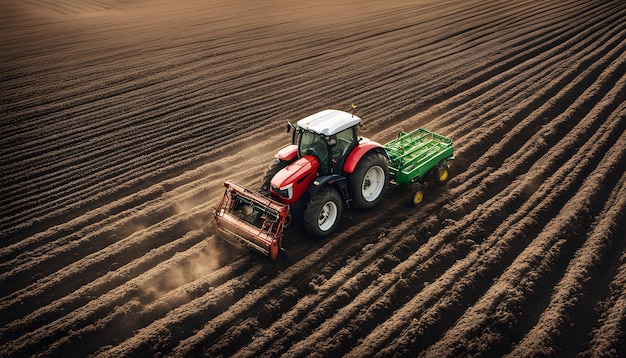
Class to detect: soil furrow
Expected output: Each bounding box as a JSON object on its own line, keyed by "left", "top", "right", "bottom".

{"left": 342, "top": 65, "right": 626, "bottom": 357}
{"left": 270, "top": 45, "right": 620, "bottom": 356}
{"left": 4, "top": 252, "right": 256, "bottom": 357}
{"left": 417, "top": 126, "right": 626, "bottom": 358}
{"left": 1, "top": 1, "right": 624, "bottom": 356}
{"left": 579, "top": 249, "right": 626, "bottom": 357}
{"left": 0, "top": 232, "right": 221, "bottom": 342}
{"left": 510, "top": 168, "right": 626, "bottom": 356}
{"left": 0, "top": 203, "right": 214, "bottom": 318}
{"left": 2, "top": 0, "right": 604, "bottom": 235}
{"left": 2, "top": 0, "right": 608, "bottom": 235}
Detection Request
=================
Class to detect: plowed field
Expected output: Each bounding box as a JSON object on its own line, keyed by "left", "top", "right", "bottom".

{"left": 2, "top": 0, "right": 625, "bottom": 356}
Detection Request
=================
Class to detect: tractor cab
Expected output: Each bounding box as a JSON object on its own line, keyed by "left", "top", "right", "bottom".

{"left": 268, "top": 109, "right": 366, "bottom": 206}
{"left": 291, "top": 109, "right": 360, "bottom": 175}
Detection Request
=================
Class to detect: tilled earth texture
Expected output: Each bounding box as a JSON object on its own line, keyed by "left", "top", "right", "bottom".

{"left": 1, "top": 0, "right": 625, "bottom": 357}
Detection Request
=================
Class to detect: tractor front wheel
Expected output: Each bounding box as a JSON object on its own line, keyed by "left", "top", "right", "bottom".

{"left": 350, "top": 151, "right": 389, "bottom": 210}
{"left": 260, "top": 159, "right": 287, "bottom": 196}
{"left": 303, "top": 187, "right": 343, "bottom": 238}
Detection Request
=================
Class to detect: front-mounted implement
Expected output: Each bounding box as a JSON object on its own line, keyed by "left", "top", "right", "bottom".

{"left": 214, "top": 180, "right": 290, "bottom": 260}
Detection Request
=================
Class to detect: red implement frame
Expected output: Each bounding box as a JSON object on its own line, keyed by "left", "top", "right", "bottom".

{"left": 214, "top": 180, "right": 290, "bottom": 260}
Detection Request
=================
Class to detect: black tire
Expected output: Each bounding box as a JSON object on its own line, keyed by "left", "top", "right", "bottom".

{"left": 349, "top": 151, "right": 389, "bottom": 210}
{"left": 259, "top": 159, "right": 287, "bottom": 195}
{"left": 303, "top": 187, "right": 343, "bottom": 238}
{"left": 432, "top": 160, "right": 450, "bottom": 187}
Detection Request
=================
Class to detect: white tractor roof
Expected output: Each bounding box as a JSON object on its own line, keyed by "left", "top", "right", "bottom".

{"left": 296, "top": 109, "right": 361, "bottom": 136}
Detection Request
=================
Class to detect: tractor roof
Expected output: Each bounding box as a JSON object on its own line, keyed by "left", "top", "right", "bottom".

{"left": 296, "top": 109, "right": 361, "bottom": 136}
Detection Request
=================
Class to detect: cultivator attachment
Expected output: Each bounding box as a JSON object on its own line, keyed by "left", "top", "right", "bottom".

{"left": 214, "top": 180, "right": 290, "bottom": 260}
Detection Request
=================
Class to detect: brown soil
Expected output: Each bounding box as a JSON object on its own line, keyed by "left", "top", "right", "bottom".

{"left": 1, "top": 0, "right": 625, "bottom": 356}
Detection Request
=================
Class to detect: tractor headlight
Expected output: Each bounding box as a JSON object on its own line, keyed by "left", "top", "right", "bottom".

{"left": 272, "top": 183, "right": 293, "bottom": 199}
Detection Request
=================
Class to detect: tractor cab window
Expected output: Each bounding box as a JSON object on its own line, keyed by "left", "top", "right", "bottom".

{"left": 298, "top": 130, "right": 330, "bottom": 173}
{"left": 330, "top": 127, "right": 357, "bottom": 174}
{"left": 297, "top": 126, "right": 357, "bottom": 175}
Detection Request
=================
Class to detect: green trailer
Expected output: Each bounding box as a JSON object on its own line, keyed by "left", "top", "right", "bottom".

{"left": 384, "top": 128, "right": 454, "bottom": 204}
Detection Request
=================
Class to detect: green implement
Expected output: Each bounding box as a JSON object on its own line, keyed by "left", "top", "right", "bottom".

{"left": 384, "top": 128, "right": 454, "bottom": 185}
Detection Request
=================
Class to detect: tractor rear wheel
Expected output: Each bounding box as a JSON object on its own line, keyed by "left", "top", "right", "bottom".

{"left": 303, "top": 187, "right": 343, "bottom": 238}
{"left": 349, "top": 151, "right": 389, "bottom": 210}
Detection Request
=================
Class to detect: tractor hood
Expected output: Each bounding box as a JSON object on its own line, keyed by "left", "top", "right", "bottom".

{"left": 270, "top": 155, "right": 319, "bottom": 204}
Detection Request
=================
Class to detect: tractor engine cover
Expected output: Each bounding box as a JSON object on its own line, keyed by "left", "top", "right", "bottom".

{"left": 270, "top": 154, "right": 319, "bottom": 204}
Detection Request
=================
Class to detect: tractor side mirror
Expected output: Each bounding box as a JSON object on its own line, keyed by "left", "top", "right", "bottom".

{"left": 286, "top": 122, "right": 295, "bottom": 133}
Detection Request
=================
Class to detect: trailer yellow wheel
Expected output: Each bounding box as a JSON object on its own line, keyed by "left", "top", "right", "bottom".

{"left": 413, "top": 190, "right": 424, "bottom": 205}
{"left": 433, "top": 161, "right": 450, "bottom": 186}
{"left": 438, "top": 166, "right": 448, "bottom": 182}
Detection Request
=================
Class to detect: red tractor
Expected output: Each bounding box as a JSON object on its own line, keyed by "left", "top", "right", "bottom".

{"left": 214, "top": 109, "right": 390, "bottom": 259}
